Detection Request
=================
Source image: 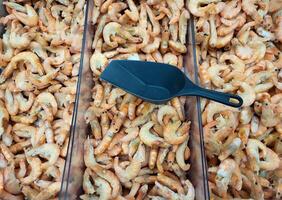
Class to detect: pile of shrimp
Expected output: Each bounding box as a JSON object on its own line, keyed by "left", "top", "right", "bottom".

{"left": 189, "top": 0, "right": 282, "bottom": 199}
{"left": 81, "top": 0, "right": 195, "bottom": 199}
{"left": 0, "top": 0, "right": 85, "bottom": 199}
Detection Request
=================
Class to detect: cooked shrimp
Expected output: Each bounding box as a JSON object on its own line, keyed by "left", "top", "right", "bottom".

{"left": 35, "top": 182, "right": 61, "bottom": 200}
{"left": 242, "top": 0, "right": 263, "bottom": 23}
{"left": 154, "top": 181, "right": 180, "bottom": 199}
{"left": 176, "top": 137, "right": 190, "bottom": 171}
{"left": 26, "top": 143, "right": 60, "bottom": 169}
{"left": 100, "top": 0, "right": 114, "bottom": 13}
{"left": 188, "top": 0, "right": 220, "bottom": 17}
{"left": 4, "top": 3, "right": 38, "bottom": 26}
{"left": 168, "top": 40, "right": 187, "bottom": 53}
{"left": 108, "top": 2, "right": 127, "bottom": 22}
{"left": 207, "top": 64, "right": 228, "bottom": 87}
{"left": 95, "top": 176, "right": 112, "bottom": 200}
{"left": 139, "top": 121, "right": 167, "bottom": 147}
{"left": 114, "top": 144, "right": 144, "bottom": 183}
{"left": 141, "top": 37, "right": 161, "bottom": 54}
{"left": 0, "top": 190, "right": 23, "bottom": 200}
{"left": 91, "top": 164, "right": 121, "bottom": 198}
{"left": 217, "top": 21, "right": 239, "bottom": 37}
{"left": 145, "top": 4, "right": 160, "bottom": 37}
{"left": 220, "top": 0, "right": 241, "bottom": 19}
{"left": 92, "top": 15, "right": 108, "bottom": 49}
{"left": 15, "top": 92, "right": 35, "bottom": 113}
{"left": 157, "top": 105, "right": 179, "bottom": 125}
{"left": 166, "top": 0, "right": 180, "bottom": 24}
{"left": 157, "top": 173, "right": 184, "bottom": 194}
{"left": 20, "top": 156, "right": 42, "bottom": 184}
{"left": 179, "top": 9, "right": 190, "bottom": 44}
{"left": 3, "top": 163, "right": 21, "bottom": 194}
{"left": 125, "top": 0, "right": 139, "bottom": 22}
{"left": 83, "top": 168, "right": 95, "bottom": 194}
{"left": 10, "top": 20, "right": 35, "bottom": 49}
{"left": 0, "top": 103, "right": 9, "bottom": 137}
{"left": 163, "top": 121, "right": 189, "bottom": 145}
{"left": 169, "top": 23, "right": 178, "bottom": 41}
{"left": 0, "top": 142, "right": 14, "bottom": 163}
{"left": 0, "top": 51, "right": 44, "bottom": 84}
{"left": 215, "top": 158, "right": 242, "bottom": 197}
{"left": 236, "top": 82, "right": 256, "bottom": 107}
{"left": 219, "top": 137, "right": 241, "bottom": 161}
{"left": 163, "top": 52, "right": 178, "bottom": 66}
{"left": 247, "top": 139, "right": 280, "bottom": 171}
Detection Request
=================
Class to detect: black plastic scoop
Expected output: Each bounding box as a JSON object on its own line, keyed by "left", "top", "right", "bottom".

{"left": 100, "top": 60, "right": 243, "bottom": 107}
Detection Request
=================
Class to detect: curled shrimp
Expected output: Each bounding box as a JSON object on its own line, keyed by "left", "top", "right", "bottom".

{"left": 103, "top": 22, "right": 121, "bottom": 47}
{"left": 215, "top": 158, "right": 242, "bottom": 198}
{"left": 4, "top": 2, "right": 38, "bottom": 27}
{"left": 218, "top": 137, "right": 242, "bottom": 161}
{"left": 242, "top": 0, "right": 263, "bottom": 23}
{"left": 35, "top": 182, "right": 61, "bottom": 200}
{"left": 94, "top": 176, "right": 112, "bottom": 200}
{"left": 12, "top": 123, "right": 37, "bottom": 146}
{"left": 92, "top": 15, "right": 108, "bottom": 49}
{"left": 121, "top": 127, "right": 139, "bottom": 142}
{"left": 0, "top": 142, "right": 14, "bottom": 163}
{"left": 140, "top": 121, "right": 168, "bottom": 147}
{"left": 207, "top": 64, "right": 228, "bottom": 87}
{"left": 35, "top": 92, "right": 58, "bottom": 115}
{"left": 154, "top": 181, "right": 181, "bottom": 199}
{"left": 157, "top": 173, "right": 184, "bottom": 194}
{"left": 168, "top": 40, "right": 187, "bottom": 53}
{"left": 237, "top": 82, "right": 256, "bottom": 107}
{"left": 204, "top": 101, "right": 239, "bottom": 124}
{"left": 141, "top": 37, "right": 161, "bottom": 54}
{"left": 26, "top": 143, "right": 60, "bottom": 169}
{"left": 0, "top": 190, "right": 23, "bottom": 200}
{"left": 157, "top": 105, "right": 179, "bottom": 125}
{"left": 15, "top": 92, "right": 35, "bottom": 113}
{"left": 220, "top": 0, "right": 241, "bottom": 19}
{"left": 108, "top": 2, "right": 127, "bottom": 22}
{"left": 176, "top": 137, "right": 190, "bottom": 171}
{"left": 83, "top": 168, "right": 95, "bottom": 194}
{"left": 247, "top": 139, "right": 280, "bottom": 171}
{"left": 20, "top": 156, "right": 42, "bottom": 185}
{"left": 261, "top": 100, "right": 280, "bottom": 127}
{"left": 163, "top": 121, "right": 189, "bottom": 145}
{"left": 84, "top": 138, "right": 98, "bottom": 169}
{"left": 3, "top": 163, "right": 21, "bottom": 194}
{"left": 0, "top": 32, "right": 14, "bottom": 66}
{"left": 15, "top": 71, "right": 35, "bottom": 92}
{"left": 125, "top": 0, "right": 139, "bottom": 22}
{"left": 90, "top": 51, "right": 108, "bottom": 76}
{"left": 166, "top": 0, "right": 180, "bottom": 24}
{"left": 217, "top": 21, "right": 239, "bottom": 37}
{"left": 9, "top": 20, "right": 35, "bottom": 49}
{"left": 114, "top": 144, "right": 144, "bottom": 183}
{"left": 188, "top": 0, "right": 220, "bottom": 17}
{"left": 163, "top": 52, "right": 178, "bottom": 66}
{"left": 0, "top": 51, "right": 44, "bottom": 84}
{"left": 91, "top": 164, "right": 121, "bottom": 198}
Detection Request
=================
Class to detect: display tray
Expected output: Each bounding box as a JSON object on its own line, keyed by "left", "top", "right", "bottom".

{"left": 0, "top": 1, "right": 87, "bottom": 199}
{"left": 59, "top": 0, "right": 210, "bottom": 199}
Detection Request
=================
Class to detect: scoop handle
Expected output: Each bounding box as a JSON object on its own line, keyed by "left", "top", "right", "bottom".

{"left": 178, "top": 82, "right": 243, "bottom": 108}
